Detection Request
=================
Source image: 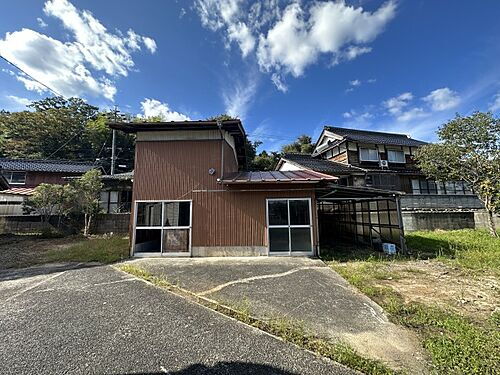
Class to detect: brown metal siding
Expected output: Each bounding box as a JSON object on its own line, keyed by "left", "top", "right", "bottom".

{"left": 24, "top": 171, "right": 79, "bottom": 188}
{"left": 192, "top": 189, "right": 317, "bottom": 247}
{"left": 133, "top": 139, "right": 318, "bottom": 248}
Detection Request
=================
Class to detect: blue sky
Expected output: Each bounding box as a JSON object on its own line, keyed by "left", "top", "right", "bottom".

{"left": 1, "top": 0, "right": 500, "bottom": 151}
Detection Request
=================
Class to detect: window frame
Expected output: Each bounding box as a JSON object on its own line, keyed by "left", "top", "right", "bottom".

{"left": 133, "top": 199, "right": 193, "bottom": 257}
{"left": 359, "top": 148, "right": 379, "bottom": 162}
{"left": 266, "top": 198, "right": 314, "bottom": 256}
{"left": 4, "top": 171, "right": 26, "bottom": 185}
{"left": 387, "top": 150, "right": 405, "bottom": 164}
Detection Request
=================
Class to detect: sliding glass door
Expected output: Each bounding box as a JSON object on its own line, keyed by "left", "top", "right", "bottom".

{"left": 267, "top": 198, "right": 313, "bottom": 255}
{"left": 134, "top": 200, "right": 192, "bottom": 256}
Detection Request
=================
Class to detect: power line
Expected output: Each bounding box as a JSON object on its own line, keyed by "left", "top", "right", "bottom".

{"left": 0, "top": 54, "right": 64, "bottom": 98}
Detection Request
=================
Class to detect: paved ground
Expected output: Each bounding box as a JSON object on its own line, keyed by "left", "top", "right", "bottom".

{"left": 128, "top": 257, "right": 428, "bottom": 373}
{"left": 0, "top": 262, "right": 355, "bottom": 375}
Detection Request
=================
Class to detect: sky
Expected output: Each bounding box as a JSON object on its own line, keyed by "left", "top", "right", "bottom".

{"left": 1, "top": 0, "right": 500, "bottom": 151}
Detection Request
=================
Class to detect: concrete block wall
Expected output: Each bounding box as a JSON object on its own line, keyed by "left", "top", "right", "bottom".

{"left": 93, "top": 213, "right": 130, "bottom": 234}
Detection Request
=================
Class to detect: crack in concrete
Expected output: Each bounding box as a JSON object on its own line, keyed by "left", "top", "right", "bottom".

{"left": 197, "top": 266, "right": 324, "bottom": 296}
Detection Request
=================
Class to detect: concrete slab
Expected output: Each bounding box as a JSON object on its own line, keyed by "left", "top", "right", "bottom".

{"left": 128, "top": 257, "right": 428, "bottom": 373}
{"left": 0, "top": 264, "right": 354, "bottom": 375}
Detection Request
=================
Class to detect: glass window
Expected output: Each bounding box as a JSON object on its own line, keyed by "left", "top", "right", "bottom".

{"left": 5, "top": 171, "right": 26, "bottom": 184}
{"left": 135, "top": 229, "right": 161, "bottom": 252}
{"left": 387, "top": 150, "right": 405, "bottom": 163}
{"left": 289, "top": 200, "right": 310, "bottom": 225}
{"left": 360, "top": 148, "right": 379, "bottom": 161}
{"left": 268, "top": 200, "right": 288, "bottom": 225}
{"left": 269, "top": 228, "right": 289, "bottom": 252}
{"left": 290, "top": 228, "right": 312, "bottom": 252}
{"left": 163, "top": 229, "right": 190, "bottom": 253}
{"left": 164, "top": 201, "right": 191, "bottom": 227}
{"left": 136, "top": 202, "right": 162, "bottom": 226}
{"left": 267, "top": 199, "right": 312, "bottom": 254}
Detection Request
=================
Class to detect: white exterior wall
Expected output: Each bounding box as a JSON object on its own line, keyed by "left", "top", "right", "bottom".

{"left": 277, "top": 160, "right": 303, "bottom": 171}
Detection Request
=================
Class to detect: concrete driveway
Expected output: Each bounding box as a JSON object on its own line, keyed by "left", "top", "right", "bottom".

{"left": 126, "top": 257, "right": 428, "bottom": 373}
{"left": 0, "top": 262, "right": 354, "bottom": 375}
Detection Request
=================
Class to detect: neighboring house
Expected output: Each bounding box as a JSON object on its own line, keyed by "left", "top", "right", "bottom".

{"left": 110, "top": 120, "right": 341, "bottom": 257}
{"left": 277, "top": 126, "right": 486, "bottom": 231}
{"left": 0, "top": 158, "right": 98, "bottom": 215}
{"left": 99, "top": 171, "right": 133, "bottom": 214}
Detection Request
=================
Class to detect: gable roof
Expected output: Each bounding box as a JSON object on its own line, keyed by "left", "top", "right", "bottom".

{"left": 220, "top": 170, "right": 337, "bottom": 184}
{"left": 0, "top": 158, "right": 97, "bottom": 174}
{"left": 279, "top": 153, "right": 366, "bottom": 176}
{"left": 323, "top": 126, "right": 426, "bottom": 147}
{"left": 109, "top": 119, "right": 247, "bottom": 167}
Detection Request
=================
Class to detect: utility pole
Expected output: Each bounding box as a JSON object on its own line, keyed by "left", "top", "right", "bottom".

{"left": 110, "top": 105, "right": 118, "bottom": 175}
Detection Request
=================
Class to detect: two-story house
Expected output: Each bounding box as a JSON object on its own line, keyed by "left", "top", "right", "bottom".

{"left": 0, "top": 158, "right": 98, "bottom": 215}
{"left": 109, "top": 120, "right": 337, "bottom": 257}
{"left": 277, "top": 126, "right": 486, "bottom": 231}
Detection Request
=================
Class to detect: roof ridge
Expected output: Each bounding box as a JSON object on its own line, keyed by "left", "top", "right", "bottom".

{"left": 325, "top": 125, "right": 414, "bottom": 138}
{"left": 0, "top": 157, "right": 96, "bottom": 165}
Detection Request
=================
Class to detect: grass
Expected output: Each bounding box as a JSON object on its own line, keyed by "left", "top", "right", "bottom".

{"left": 44, "top": 235, "right": 130, "bottom": 264}
{"left": 406, "top": 229, "right": 500, "bottom": 273}
{"left": 324, "top": 229, "right": 500, "bottom": 374}
{"left": 117, "top": 264, "right": 396, "bottom": 375}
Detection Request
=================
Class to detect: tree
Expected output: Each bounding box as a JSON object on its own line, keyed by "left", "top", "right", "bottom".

{"left": 24, "top": 183, "right": 74, "bottom": 228}
{"left": 415, "top": 112, "right": 500, "bottom": 236}
{"left": 281, "top": 135, "right": 315, "bottom": 154}
{"left": 72, "top": 169, "right": 103, "bottom": 236}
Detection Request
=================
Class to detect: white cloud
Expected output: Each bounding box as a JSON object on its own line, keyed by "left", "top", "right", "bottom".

{"left": 367, "top": 78, "right": 376, "bottom": 83}
{"left": 6, "top": 95, "right": 31, "bottom": 107}
{"left": 349, "top": 79, "right": 361, "bottom": 86}
{"left": 423, "top": 87, "right": 460, "bottom": 111}
{"left": 0, "top": 0, "right": 156, "bottom": 100}
{"left": 343, "top": 45, "right": 372, "bottom": 60}
{"left": 139, "top": 98, "right": 190, "bottom": 121}
{"left": 37, "top": 17, "right": 48, "bottom": 28}
{"left": 142, "top": 37, "right": 157, "bottom": 54}
{"left": 227, "top": 22, "right": 255, "bottom": 57}
{"left": 271, "top": 73, "right": 288, "bottom": 93}
{"left": 396, "top": 107, "right": 427, "bottom": 122}
{"left": 489, "top": 93, "right": 500, "bottom": 112}
{"left": 223, "top": 74, "right": 258, "bottom": 120}
{"left": 384, "top": 92, "right": 413, "bottom": 115}
{"left": 195, "top": 0, "right": 396, "bottom": 91}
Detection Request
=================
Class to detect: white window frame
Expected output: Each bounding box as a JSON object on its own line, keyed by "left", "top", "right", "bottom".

{"left": 359, "top": 148, "right": 379, "bottom": 162}
{"left": 387, "top": 150, "right": 405, "bottom": 163}
{"left": 4, "top": 171, "right": 26, "bottom": 185}
{"left": 132, "top": 199, "right": 192, "bottom": 257}
{"left": 266, "top": 198, "right": 314, "bottom": 256}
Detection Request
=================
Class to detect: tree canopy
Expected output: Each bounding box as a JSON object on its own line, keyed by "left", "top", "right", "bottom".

{"left": 415, "top": 112, "right": 500, "bottom": 236}
{"left": 0, "top": 97, "right": 135, "bottom": 173}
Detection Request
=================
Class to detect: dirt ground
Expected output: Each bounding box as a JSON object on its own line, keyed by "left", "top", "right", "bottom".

{"left": 380, "top": 261, "right": 499, "bottom": 322}
{"left": 0, "top": 234, "right": 79, "bottom": 270}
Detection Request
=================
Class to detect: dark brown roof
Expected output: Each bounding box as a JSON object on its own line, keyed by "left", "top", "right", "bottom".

{"left": 280, "top": 153, "right": 366, "bottom": 176}
{"left": 220, "top": 170, "right": 337, "bottom": 184}
{"left": 325, "top": 126, "right": 426, "bottom": 147}
{"left": 0, "top": 158, "right": 98, "bottom": 173}
{"left": 108, "top": 120, "right": 247, "bottom": 167}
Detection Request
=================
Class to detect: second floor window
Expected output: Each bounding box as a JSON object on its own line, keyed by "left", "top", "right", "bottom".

{"left": 4, "top": 171, "right": 26, "bottom": 185}
{"left": 359, "top": 148, "right": 379, "bottom": 162}
{"left": 387, "top": 150, "right": 405, "bottom": 163}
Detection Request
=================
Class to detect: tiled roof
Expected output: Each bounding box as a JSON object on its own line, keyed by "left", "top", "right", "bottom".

{"left": 100, "top": 171, "right": 134, "bottom": 180}
{"left": 0, "top": 158, "right": 97, "bottom": 173}
{"left": 324, "top": 126, "right": 427, "bottom": 147}
{"left": 0, "top": 187, "right": 36, "bottom": 196}
{"left": 281, "top": 153, "right": 366, "bottom": 175}
{"left": 221, "top": 170, "right": 337, "bottom": 184}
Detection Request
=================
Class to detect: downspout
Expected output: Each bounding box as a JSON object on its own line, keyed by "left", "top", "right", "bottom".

{"left": 217, "top": 120, "right": 224, "bottom": 180}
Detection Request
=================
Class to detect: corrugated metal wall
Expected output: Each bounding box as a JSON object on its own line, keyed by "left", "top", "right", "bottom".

{"left": 133, "top": 139, "right": 318, "bottom": 248}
